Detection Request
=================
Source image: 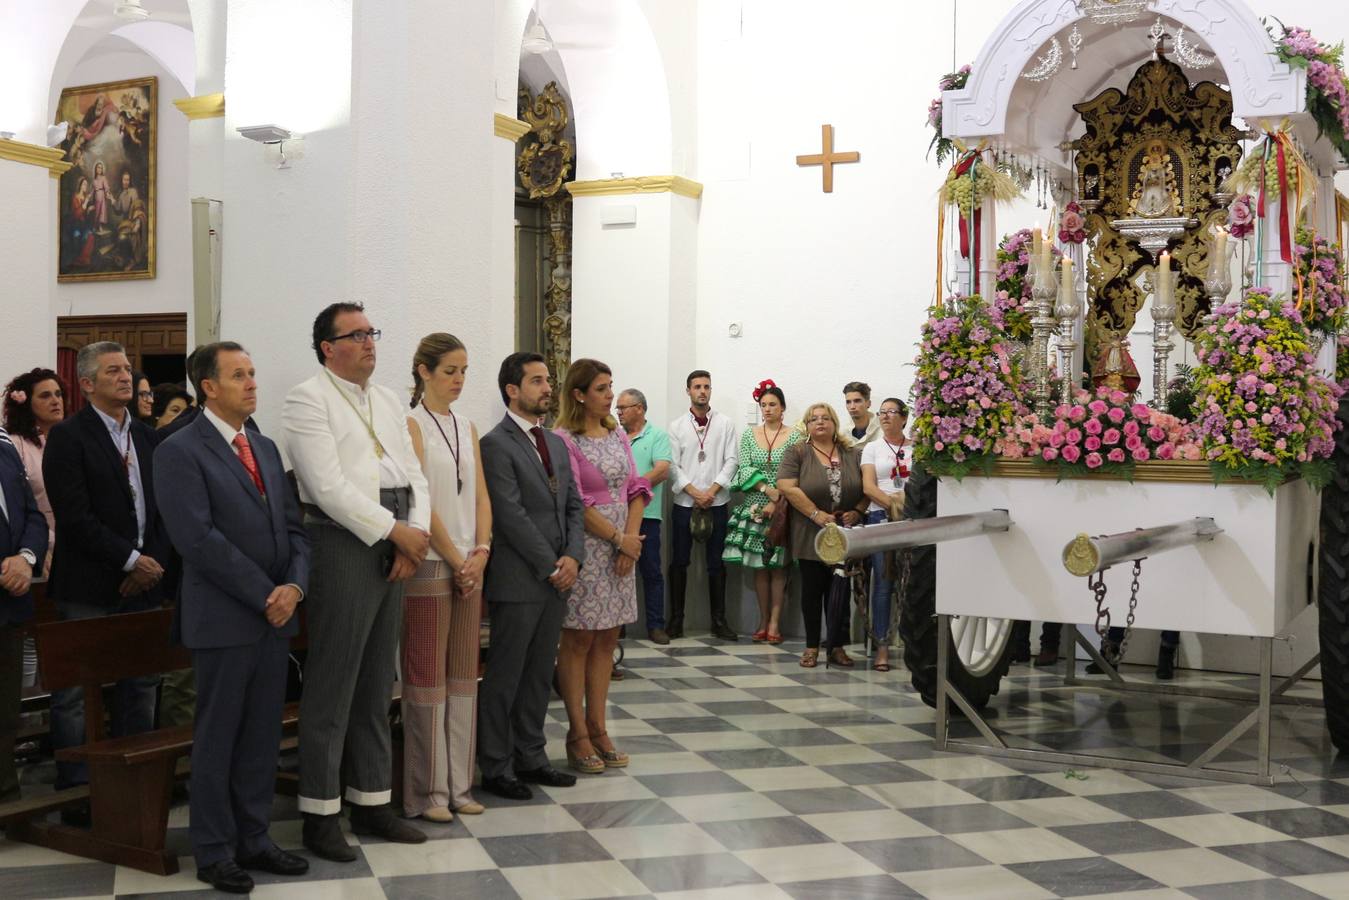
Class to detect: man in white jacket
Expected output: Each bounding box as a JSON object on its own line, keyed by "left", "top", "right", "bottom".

{"left": 283, "top": 302, "right": 432, "bottom": 860}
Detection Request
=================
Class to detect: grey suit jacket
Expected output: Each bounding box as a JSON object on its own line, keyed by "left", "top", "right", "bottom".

{"left": 481, "top": 414, "right": 585, "bottom": 604}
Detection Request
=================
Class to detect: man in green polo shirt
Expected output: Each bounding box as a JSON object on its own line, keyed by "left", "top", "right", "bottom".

{"left": 617, "top": 388, "right": 673, "bottom": 644}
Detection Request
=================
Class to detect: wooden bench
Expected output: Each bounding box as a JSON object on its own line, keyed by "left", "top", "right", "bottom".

{"left": 5, "top": 607, "right": 300, "bottom": 874}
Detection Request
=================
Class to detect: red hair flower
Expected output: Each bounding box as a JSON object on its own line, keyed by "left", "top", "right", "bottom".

{"left": 752, "top": 379, "right": 778, "bottom": 402}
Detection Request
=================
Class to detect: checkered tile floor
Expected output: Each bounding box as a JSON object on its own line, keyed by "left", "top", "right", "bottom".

{"left": 3, "top": 636, "right": 1348, "bottom": 898}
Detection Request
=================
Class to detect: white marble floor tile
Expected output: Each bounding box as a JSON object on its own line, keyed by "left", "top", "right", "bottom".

{"left": 1109, "top": 847, "right": 1273, "bottom": 888}
{"left": 950, "top": 827, "right": 1096, "bottom": 865}
{"left": 503, "top": 859, "right": 650, "bottom": 900}
{"left": 801, "top": 808, "right": 937, "bottom": 842}
{"left": 360, "top": 837, "right": 496, "bottom": 877}
{"left": 663, "top": 791, "right": 793, "bottom": 823}
{"left": 735, "top": 842, "right": 885, "bottom": 883}
{"left": 589, "top": 822, "right": 726, "bottom": 860}
{"left": 897, "top": 864, "right": 1056, "bottom": 899}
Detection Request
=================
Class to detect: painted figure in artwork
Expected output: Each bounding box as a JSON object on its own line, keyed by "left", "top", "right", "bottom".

{"left": 90, "top": 160, "right": 111, "bottom": 234}
{"left": 113, "top": 170, "right": 146, "bottom": 269}
{"left": 69, "top": 177, "right": 95, "bottom": 267}
{"left": 1130, "top": 140, "right": 1181, "bottom": 218}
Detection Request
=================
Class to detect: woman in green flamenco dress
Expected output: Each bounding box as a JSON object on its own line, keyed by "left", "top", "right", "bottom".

{"left": 723, "top": 381, "right": 801, "bottom": 643}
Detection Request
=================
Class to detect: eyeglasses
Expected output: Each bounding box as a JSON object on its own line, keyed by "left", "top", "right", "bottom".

{"left": 137, "top": 391, "right": 153, "bottom": 400}
{"left": 328, "top": 329, "right": 382, "bottom": 345}
{"left": 615, "top": 404, "right": 641, "bottom": 412}
{"left": 878, "top": 409, "right": 906, "bottom": 417}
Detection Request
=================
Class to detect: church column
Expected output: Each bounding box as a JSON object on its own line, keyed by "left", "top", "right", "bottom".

{"left": 0, "top": 144, "right": 66, "bottom": 372}
{"left": 182, "top": 0, "right": 228, "bottom": 345}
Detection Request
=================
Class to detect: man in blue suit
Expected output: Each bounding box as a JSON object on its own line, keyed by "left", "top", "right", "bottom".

{"left": 0, "top": 426, "right": 48, "bottom": 803}
{"left": 155, "top": 342, "right": 310, "bottom": 894}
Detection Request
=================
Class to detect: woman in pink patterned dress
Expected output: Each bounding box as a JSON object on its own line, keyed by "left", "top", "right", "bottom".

{"left": 554, "top": 359, "right": 650, "bottom": 775}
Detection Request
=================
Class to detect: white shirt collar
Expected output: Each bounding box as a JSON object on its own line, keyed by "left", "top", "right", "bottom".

{"left": 92, "top": 403, "right": 132, "bottom": 435}
{"left": 202, "top": 404, "right": 246, "bottom": 447}
{"left": 325, "top": 367, "right": 370, "bottom": 401}
{"left": 506, "top": 408, "right": 543, "bottom": 436}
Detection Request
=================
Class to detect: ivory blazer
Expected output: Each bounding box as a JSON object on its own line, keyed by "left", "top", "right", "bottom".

{"left": 282, "top": 368, "right": 430, "bottom": 545}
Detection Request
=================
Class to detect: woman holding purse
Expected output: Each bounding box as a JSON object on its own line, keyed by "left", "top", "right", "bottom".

{"left": 723, "top": 381, "right": 801, "bottom": 644}
{"left": 859, "top": 398, "right": 910, "bottom": 671}
{"left": 777, "top": 403, "right": 867, "bottom": 668}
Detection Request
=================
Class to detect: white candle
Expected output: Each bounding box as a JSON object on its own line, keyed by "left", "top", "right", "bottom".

{"left": 1214, "top": 227, "right": 1228, "bottom": 266}
{"left": 1060, "top": 257, "right": 1073, "bottom": 298}
{"left": 1157, "top": 251, "right": 1172, "bottom": 305}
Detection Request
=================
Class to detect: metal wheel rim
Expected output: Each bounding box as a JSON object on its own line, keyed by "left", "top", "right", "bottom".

{"left": 949, "top": 615, "right": 1013, "bottom": 676}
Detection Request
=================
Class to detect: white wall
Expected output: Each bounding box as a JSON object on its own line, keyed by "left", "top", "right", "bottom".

{"left": 0, "top": 162, "right": 58, "bottom": 374}
{"left": 53, "top": 48, "right": 192, "bottom": 319}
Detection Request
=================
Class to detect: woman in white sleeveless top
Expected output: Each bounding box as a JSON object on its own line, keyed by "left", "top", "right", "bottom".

{"left": 403, "top": 333, "right": 492, "bottom": 821}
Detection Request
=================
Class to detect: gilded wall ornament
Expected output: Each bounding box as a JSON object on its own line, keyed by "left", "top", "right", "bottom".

{"left": 1072, "top": 56, "right": 1242, "bottom": 354}
{"left": 517, "top": 82, "right": 574, "bottom": 200}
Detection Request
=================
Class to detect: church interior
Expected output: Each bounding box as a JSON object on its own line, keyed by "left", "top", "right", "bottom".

{"left": 7, "top": 0, "right": 1349, "bottom": 897}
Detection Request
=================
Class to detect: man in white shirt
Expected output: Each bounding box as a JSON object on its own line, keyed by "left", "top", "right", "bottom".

{"left": 667, "top": 370, "right": 739, "bottom": 641}
{"left": 283, "top": 303, "right": 432, "bottom": 860}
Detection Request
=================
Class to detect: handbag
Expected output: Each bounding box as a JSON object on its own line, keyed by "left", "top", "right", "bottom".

{"left": 764, "top": 497, "right": 790, "bottom": 552}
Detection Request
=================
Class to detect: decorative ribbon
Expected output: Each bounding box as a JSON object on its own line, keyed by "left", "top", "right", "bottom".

{"left": 935, "top": 202, "right": 946, "bottom": 309}
{"left": 1255, "top": 126, "right": 1306, "bottom": 308}
{"left": 953, "top": 150, "right": 982, "bottom": 296}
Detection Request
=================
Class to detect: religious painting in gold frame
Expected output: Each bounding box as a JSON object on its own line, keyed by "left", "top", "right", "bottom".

{"left": 54, "top": 76, "right": 157, "bottom": 282}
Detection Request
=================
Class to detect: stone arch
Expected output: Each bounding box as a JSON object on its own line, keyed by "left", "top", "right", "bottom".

{"left": 943, "top": 0, "right": 1304, "bottom": 142}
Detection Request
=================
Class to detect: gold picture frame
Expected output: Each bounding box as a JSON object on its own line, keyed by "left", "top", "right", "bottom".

{"left": 55, "top": 76, "right": 157, "bottom": 282}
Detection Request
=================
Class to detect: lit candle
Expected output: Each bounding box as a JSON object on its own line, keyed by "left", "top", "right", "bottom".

{"left": 1032, "top": 227, "right": 1043, "bottom": 271}
{"left": 1040, "top": 234, "right": 1053, "bottom": 279}
{"left": 1214, "top": 227, "right": 1228, "bottom": 266}
{"left": 1060, "top": 256, "right": 1073, "bottom": 298}
{"left": 1157, "top": 251, "right": 1172, "bottom": 305}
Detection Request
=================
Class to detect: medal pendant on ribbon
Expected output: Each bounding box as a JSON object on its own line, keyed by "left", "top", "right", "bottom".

{"left": 549, "top": 474, "right": 559, "bottom": 493}
{"left": 456, "top": 475, "right": 464, "bottom": 495}
{"left": 374, "top": 444, "right": 384, "bottom": 459}
{"left": 698, "top": 450, "right": 706, "bottom": 463}
{"left": 891, "top": 467, "right": 899, "bottom": 481}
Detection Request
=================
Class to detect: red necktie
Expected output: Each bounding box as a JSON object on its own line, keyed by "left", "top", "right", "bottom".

{"left": 528, "top": 426, "right": 554, "bottom": 477}
{"left": 232, "top": 433, "right": 266, "bottom": 497}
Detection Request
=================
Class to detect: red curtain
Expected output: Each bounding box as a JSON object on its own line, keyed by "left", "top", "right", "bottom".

{"left": 57, "top": 347, "right": 83, "bottom": 416}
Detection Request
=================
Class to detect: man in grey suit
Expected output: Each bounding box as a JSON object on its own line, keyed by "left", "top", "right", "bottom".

{"left": 477, "top": 352, "right": 585, "bottom": 800}
{"left": 154, "top": 343, "right": 310, "bottom": 894}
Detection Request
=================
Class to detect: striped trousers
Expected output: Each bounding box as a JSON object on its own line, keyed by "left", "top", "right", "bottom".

{"left": 401, "top": 559, "right": 482, "bottom": 815}
{"left": 297, "top": 523, "right": 403, "bottom": 814}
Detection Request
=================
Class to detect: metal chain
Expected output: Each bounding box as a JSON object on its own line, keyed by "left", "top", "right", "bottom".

{"left": 1116, "top": 559, "right": 1143, "bottom": 660}
{"left": 1090, "top": 570, "right": 1110, "bottom": 638}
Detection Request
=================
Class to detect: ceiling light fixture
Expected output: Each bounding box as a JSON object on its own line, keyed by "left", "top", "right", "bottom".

{"left": 113, "top": 0, "right": 151, "bottom": 22}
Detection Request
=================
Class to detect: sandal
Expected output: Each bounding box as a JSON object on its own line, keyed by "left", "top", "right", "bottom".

{"left": 766, "top": 631, "right": 784, "bottom": 645}
{"left": 590, "top": 730, "right": 629, "bottom": 768}
{"left": 566, "top": 736, "right": 605, "bottom": 775}
{"left": 827, "top": 648, "right": 855, "bottom": 668}
{"left": 751, "top": 629, "right": 769, "bottom": 643}
{"left": 872, "top": 660, "right": 891, "bottom": 672}
{"left": 799, "top": 648, "right": 819, "bottom": 668}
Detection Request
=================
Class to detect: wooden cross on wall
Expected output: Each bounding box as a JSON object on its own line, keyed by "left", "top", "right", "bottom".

{"left": 796, "top": 124, "right": 860, "bottom": 193}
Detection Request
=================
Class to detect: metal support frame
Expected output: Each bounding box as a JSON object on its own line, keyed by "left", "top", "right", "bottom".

{"left": 934, "top": 616, "right": 1319, "bottom": 786}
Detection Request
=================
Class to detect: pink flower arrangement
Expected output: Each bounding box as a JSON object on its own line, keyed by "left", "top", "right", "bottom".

{"left": 1057, "top": 202, "right": 1086, "bottom": 244}
{"left": 927, "top": 64, "right": 972, "bottom": 166}
{"left": 996, "top": 387, "right": 1203, "bottom": 475}
{"left": 992, "top": 229, "right": 1060, "bottom": 342}
{"left": 1292, "top": 227, "right": 1347, "bottom": 335}
{"left": 1273, "top": 24, "right": 1349, "bottom": 161}
{"left": 912, "top": 295, "right": 1028, "bottom": 475}
{"left": 1227, "top": 194, "right": 1255, "bottom": 239}
{"left": 1191, "top": 288, "right": 1342, "bottom": 490}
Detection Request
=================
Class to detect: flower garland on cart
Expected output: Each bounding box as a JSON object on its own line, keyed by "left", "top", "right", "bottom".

{"left": 1271, "top": 23, "right": 1349, "bottom": 161}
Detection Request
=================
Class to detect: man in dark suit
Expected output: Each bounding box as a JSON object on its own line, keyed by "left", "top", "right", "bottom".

{"left": 43, "top": 341, "right": 170, "bottom": 814}
{"left": 155, "top": 342, "right": 310, "bottom": 893}
{"left": 477, "top": 352, "right": 585, "bottom": 801}
{"left": 0, "top": 426, "right": 49, "bottom": 803}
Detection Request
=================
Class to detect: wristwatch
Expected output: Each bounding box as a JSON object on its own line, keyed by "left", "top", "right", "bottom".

{"left": 18, "top": 549, "right": 37, "bottom": 567}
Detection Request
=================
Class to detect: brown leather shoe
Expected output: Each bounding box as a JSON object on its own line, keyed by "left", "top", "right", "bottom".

{"left": 1032, "top": 649, "right": 1060, "bottom": 668}
{"left": 648, "top": 628, "right": 670, "bottom": 645}
{"left": 827, "top": 648, "right": 855, "bottom": 668}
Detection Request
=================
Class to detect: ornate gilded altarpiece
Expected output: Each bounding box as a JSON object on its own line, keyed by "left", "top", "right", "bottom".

{"left": 1072, "top": 56, "right": 1242, "bottom": 356}
{"left": 516, "top": 82, "right": 575, "bottom": 404}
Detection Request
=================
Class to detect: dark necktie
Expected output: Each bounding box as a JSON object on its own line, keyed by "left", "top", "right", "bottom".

{"left": 233, "top": 433, "right": 267, "bottom": 497}
{"left": 529, "top": 426, "right": 554, "bottom": 477}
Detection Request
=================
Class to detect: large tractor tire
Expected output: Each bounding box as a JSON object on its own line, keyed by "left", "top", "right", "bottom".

{"left": 899, "top": 462, "right": 1014, "bottom": 710}
{"left": 1318, "top": 396, "right": 1349, "bottom": 753}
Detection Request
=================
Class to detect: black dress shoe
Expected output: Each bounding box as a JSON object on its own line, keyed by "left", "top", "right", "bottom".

{"left": 196, "top": 859, "right": 255, "bottom": 894}
{"left": 349, "top": 804, "right": 427, "bottom": 844}
{"left": 59, "top": 802, "right": 91, "bottom": 828}
{"left": 238, "top": 845, "right": 310, "bottom": 876}
{"left": 1156, "top": 645, "right": 1176, "bottom": 681}
{"left": 1032, "top": 649, "right": 1060, "bottom": 668}
{"left": 516, "top": 764, "right": 577, "bottom": 788}
{"left": 301, "top": 813, "right": 357, "bottom": 863}
{"left": 481, "top": 774, "right": 533, "bottom": 801}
